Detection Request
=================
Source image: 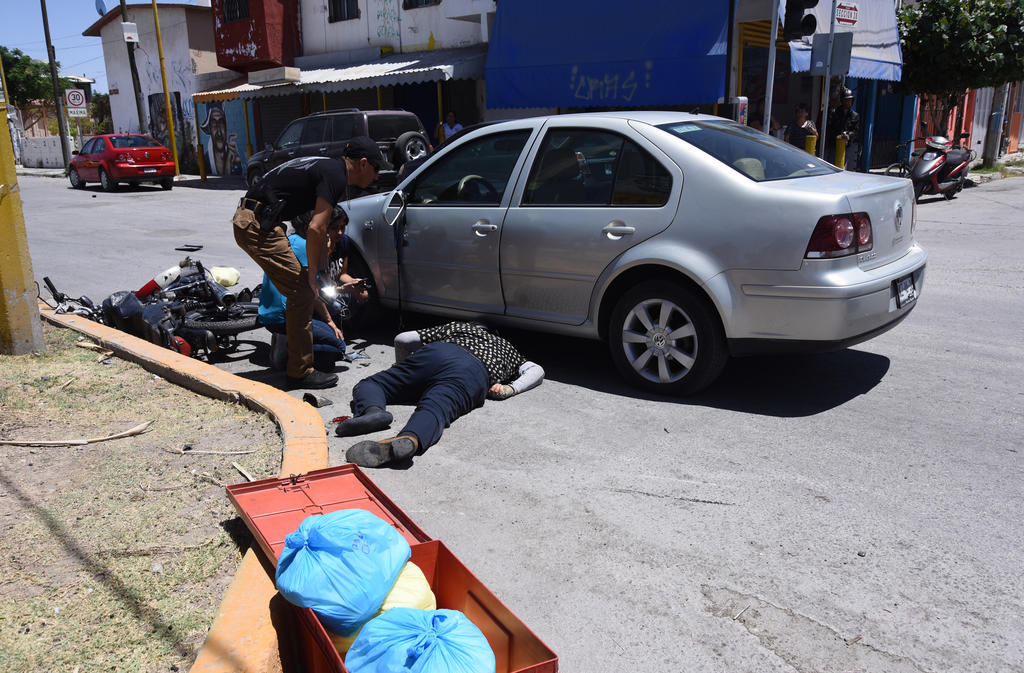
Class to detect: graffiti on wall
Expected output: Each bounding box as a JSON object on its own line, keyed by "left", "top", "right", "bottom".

{"left": 148, "top": 91, "right": 198, "bottom": 173}
{"left": 569, "top": 62, "right": 653, "bottom": 103}
{"left": 375, "top": 0, "right": 400, "bottom": 40}
{"left": 197, "top": 100, "right": 246, "bottom": 176}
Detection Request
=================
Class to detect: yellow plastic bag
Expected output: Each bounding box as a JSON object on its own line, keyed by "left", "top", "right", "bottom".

{"left": 329, "top": 560, "right": 436, "bottom": 656}
{"left": 209, "top": 266, "right": 241, "bottom": 287}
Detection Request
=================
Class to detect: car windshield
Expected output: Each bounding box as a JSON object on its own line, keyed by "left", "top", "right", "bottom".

{"left": 656, "top": 120, "right": 838, "bottom": 181}
{"left": 109, "top": 135, "right": 163, "bottom": 149}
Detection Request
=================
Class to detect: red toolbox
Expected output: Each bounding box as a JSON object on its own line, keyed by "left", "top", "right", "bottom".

{"left": 227, "top": 465, "right": 558, "bottom": 673}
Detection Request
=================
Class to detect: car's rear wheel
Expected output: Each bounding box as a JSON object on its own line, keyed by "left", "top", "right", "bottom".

{"left": 68, "top": 167, "right": 84, "bottom": 189}
{"left": 608, "top": 280, "right": 727, "bottom": 395}
{"left": 160, "top": 178, "right": 173, "bottom": 190}
{"left": 99, "top": 168, "right": 118, "bottom": 192}
{"left": 393, "top": 131, "right": 429, "bottom": 165}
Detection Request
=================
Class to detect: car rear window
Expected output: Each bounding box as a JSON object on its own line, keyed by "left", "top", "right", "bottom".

{"left": 109, "top": 135, "right": 163, "bottom": 148}
{"left": 657, "top": 120, "right": 838, "bottom": 181}
{"left": 367, "top": 114, "right": 423, "bottom": 140}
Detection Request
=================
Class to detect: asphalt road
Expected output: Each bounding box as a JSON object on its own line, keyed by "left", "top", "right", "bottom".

{"left": 19, "top": 173, "right": 1024, "bottom": 673}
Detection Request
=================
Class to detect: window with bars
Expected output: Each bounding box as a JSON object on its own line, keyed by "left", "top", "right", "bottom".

{"left": 329, "top": 0, "right": 360, "bottom": 22}
{"left": 403, "top": 0, "right": 441, "bottom": 9}
{"left": 224, "top": 0, "right": 249, "bottom": 22}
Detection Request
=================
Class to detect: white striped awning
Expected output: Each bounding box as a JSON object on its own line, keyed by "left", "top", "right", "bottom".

{"left": 193, "top": 46, "right": 486, "bottom": 102}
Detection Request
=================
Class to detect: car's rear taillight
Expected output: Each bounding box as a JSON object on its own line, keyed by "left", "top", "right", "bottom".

{"left": 163, "top": 152, "right": 170, "bottom": 160}
{"left": 805, "top": 212, "right": 873, "bottom": 259}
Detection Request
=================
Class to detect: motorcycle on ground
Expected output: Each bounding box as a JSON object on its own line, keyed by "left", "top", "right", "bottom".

{"left": 886, "top": 125, "right": 976, "bottom": 202}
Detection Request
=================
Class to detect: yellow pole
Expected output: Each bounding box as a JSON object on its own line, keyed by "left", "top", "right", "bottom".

{"left": 376, "top": 86, "right": 382, "bottom": 110}
{"left": 0, "top": 54, "right": 11, "bottom": 113}
{"left": 835, "top": 136, "right": 847, "bottom": 169}
{"left": 0, "top": 103, "right": 45, "bottom": 354}
{"left": 242, "top": 98, "right": 252, "bottom": 156}
{"left": 193, "top": 98, "right": 205, "bottom": 181}
{"left": 322, "top": 92, "right": 327, "bottom": 111}
{"left": 151, "top": 0, "right": 179, "bottom": 174}
{"left": 805, "top": 135, "right": 817, "bottom": 154}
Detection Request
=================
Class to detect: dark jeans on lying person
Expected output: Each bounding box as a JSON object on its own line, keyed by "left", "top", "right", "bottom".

{"left": 263, "top": 318, "right": 346, "bottom": 371}
{"left": 350, "top": 342, "right": 488, "bottom": 450}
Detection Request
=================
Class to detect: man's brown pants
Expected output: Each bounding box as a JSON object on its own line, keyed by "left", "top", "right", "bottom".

{"left": 232, "top": 206, "right": 314, "bottom": 379}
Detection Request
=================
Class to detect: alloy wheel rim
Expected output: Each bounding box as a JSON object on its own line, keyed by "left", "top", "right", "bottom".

{"left": 408, "top": 139, "right": 427, "bottom": 160}
{"left": 621, "top": 298, "right": 698, "bottom": 384}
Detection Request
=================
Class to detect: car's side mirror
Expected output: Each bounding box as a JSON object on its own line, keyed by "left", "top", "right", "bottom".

{"left": 265, "top": 142, "right": 274, "bottom": 151}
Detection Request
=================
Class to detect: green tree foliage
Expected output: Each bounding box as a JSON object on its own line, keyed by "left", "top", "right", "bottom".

{"left": 1, "top": 46, "right": 70, "bottom": 107}
{"left": 90, "top": 92, "right": 112, "bottom": 133}
{"left": 898, "top": 0, "right": 1024, "bottom": 128}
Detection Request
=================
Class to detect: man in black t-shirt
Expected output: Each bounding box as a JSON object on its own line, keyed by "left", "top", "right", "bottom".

{"left": 232, "top": 136, "right": 388, "bottom": 389}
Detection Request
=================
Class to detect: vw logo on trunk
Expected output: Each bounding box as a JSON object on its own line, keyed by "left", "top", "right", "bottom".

{"left": 144, "top": 151, "right": 150, "bottom": 158}
{"left": 894, "top": 203, "right": 903, "bottom": 231}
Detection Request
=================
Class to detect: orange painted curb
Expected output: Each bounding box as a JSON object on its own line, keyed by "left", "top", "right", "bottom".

{"left": 38, "top": 305, "right": 327, "bottom": 673}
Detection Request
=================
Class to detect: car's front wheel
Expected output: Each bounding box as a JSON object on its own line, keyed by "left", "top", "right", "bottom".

{"left": 608, "top": 280, "right": 728, "bottom": 395}
{"left": 99, "top": 168, "right": 118, "bottom": 192}
{"left": 245, "top": 167, "right": 263, "bottom": 187}
{"left": 68, "top": 167, "right": 84, "bottom": 189}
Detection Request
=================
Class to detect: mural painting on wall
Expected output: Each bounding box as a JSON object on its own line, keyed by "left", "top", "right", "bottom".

{"left": 197, "top": 100, "right": 247, "bottom": 176}
{"left": 148, "top": 91, "right": 198, "bottom": 173}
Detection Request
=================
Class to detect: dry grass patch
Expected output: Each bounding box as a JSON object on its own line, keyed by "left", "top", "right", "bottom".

{"left": 0, "top": 323, "right": 282, "bottom": 672}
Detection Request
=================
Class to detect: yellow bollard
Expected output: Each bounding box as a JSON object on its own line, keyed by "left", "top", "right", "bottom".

{"left": 0, "top": 107, "right": 45, "bottom": 354}
{"left": 835, "top": 136, "right": 847, "bottom": 169}
{"left": 805, "top": 134, "right": 817, "bottom": 154}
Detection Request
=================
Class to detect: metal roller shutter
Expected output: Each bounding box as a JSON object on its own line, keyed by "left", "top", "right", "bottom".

{"left": 256, "top": 96, "right": 304, "bottom": 148}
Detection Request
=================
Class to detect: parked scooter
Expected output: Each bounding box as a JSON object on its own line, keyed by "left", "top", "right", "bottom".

{"left": 886, "top": 124, "right": 976, "bottom": 201}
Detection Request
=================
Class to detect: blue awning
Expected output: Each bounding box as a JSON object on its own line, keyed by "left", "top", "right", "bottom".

{"left": 484, "top": 1, "right": 729, "bottom": 109}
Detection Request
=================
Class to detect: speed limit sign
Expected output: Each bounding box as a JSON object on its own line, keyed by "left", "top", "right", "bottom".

{"left": 65, "top": 88, "right": 88, "bottom": 117}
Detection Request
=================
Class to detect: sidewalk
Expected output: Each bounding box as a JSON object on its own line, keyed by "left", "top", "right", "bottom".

{"left": 14, "top": 164, "right": 245, "bottom": 189}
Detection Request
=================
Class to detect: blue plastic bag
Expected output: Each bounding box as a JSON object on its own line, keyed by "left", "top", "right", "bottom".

{"left": 345, "top": 608, "right": 496, "bottom": 673}
{"left": 275, "top": 509, "right": 411, "bottom": 636}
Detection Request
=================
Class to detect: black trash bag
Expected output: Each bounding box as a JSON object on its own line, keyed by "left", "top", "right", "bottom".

{"left": 101, "top": 291, "right": 144, "bottom": 335}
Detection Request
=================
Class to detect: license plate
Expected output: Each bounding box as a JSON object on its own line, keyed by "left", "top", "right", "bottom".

{"left": 895, "top": 274, "right": 917, "bottom": 308}
{"left": 143, "top": 168, "right": 157, "bottom": 174}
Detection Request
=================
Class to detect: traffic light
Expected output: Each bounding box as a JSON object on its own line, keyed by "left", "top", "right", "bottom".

{"left": 783, "top": 0, "right": 819, "bottom": 41}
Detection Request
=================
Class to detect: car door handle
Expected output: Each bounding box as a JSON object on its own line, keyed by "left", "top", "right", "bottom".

{"left": 472, "top": 220, "right": 498, "bottom": 236}
{"left": 602, "top": 222, "right": 636, "bottom": 238}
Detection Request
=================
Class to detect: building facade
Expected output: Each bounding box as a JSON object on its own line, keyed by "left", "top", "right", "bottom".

{"left": 84, "top": 1, "right": 235, "bottom": 172}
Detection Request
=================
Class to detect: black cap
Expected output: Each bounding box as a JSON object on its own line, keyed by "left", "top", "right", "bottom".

{"left": 842, "top": 88, "right": 854, "bottom": 99}
{"left": 343, "top": 136, "right": 391, "bottom": 171}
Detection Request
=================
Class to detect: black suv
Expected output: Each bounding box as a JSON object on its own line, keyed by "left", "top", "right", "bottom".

{"left": 245, "top": 108, "right": 430, "bottom": 190}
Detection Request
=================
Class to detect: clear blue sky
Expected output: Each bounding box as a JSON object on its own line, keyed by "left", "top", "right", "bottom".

{"left": 1, "top": 1, "right": 203, "bottom": 94}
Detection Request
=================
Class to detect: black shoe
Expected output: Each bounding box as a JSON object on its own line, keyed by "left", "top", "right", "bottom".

{"left": 285, "top": 370, "right": 338, "bottom": 390}
{"left": 335, "top": 407, "right": 393, "bottom": 437}
{"left": 346, "top": 436, "right": 418, "bottom": 468}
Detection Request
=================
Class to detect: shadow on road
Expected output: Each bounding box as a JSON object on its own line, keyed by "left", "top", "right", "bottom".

{"left": 175, "top": 176, "right": 247, "bottom": 191}
{"left": 504, "top": 329, "right": 890, "bottom": 418}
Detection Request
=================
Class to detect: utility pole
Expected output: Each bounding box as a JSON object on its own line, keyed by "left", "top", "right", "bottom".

{"left": 0, "top": 85, "right": 45, "bottom": 354}
{"left": 119, "top": 0, "right": 147, "bottom": 133}
{"left": 818, "top": 0, "right": 839, "bottom": 159}
{"left": 151, "top": 0, "right": 179, "bottom": 174}
{"left": 763, "top": 0, "right": 781, "bottom": 134}
{"left": 39, "top": 0, "right": 70, "bottom": 168}
{"left": 983, "top": 83, "right": 1010, "bottom": 168}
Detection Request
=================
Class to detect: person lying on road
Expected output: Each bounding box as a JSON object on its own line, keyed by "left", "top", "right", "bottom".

{"left": 336, "top": 321, "right": 544, "bottom": 468}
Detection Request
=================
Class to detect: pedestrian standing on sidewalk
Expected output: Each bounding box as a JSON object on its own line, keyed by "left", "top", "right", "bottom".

{"left": 336, "top": 322, "right": 544, "bottom": 468}
{"left": 785, "top": 103, "right": 818, "bottom": 151}
{"left": 232, "top": 137, "right": 387, "bottom": 389}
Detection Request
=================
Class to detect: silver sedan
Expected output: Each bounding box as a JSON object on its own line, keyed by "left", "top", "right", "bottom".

{"left": 341, "top": 111, "right": 925, "bottom": 395}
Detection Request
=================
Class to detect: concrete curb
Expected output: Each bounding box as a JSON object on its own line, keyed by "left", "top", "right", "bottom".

{"left": 38, "top": 304, "right": 327, "bottom": 673}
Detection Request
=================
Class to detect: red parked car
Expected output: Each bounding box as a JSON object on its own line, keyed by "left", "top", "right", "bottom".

{"left": 68, "top": 134, "right": 176, "bottom": 191}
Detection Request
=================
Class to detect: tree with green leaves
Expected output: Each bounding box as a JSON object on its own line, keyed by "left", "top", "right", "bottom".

{"left": 898, "top": 0, "right": 1024, "bottom": 132}
{"left": 1, "top": 45, "right": 70, "bottom": 107}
